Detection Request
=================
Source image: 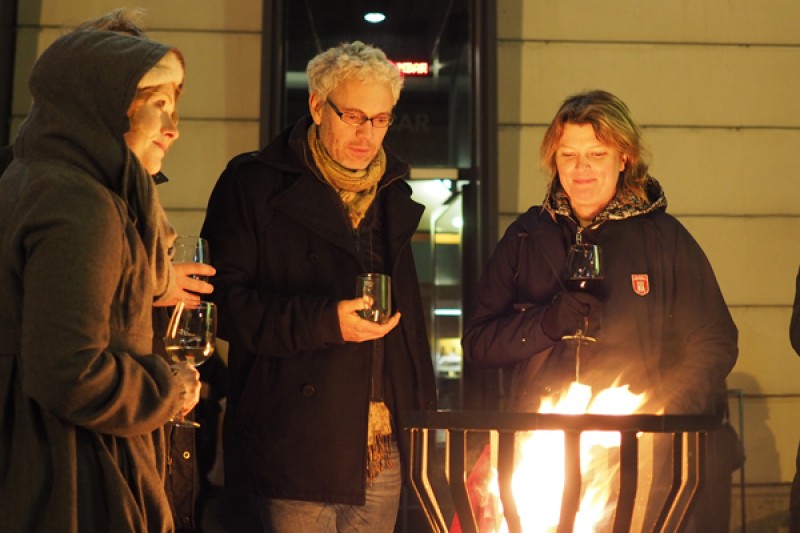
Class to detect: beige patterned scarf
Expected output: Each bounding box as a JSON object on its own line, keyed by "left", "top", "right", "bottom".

{"left": 307, "top": 124, "right": 385, "bottom": 228}
{"left": 366, "top": 401, "right": 394, "bottom": 484}
{"left": 123, "top": 150, "right": 177, "bottom": 304}
{"left": 308, "top": 125, "right": 394, "bottom": 481}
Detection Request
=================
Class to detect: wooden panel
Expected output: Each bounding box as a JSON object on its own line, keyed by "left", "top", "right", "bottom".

{"left": 498, "top": 0, "right": 800, "bottom": 45}
{"left": 10, "top": 28, "right": 261, "bottom": 123}
{"left": 9, "top": 28, "right": 51, "bottom": 116}
{"left": 148, "top": 31, "right": 262, "bottom": 120}
{"left": 497, "top": 126, "right": 548, "bottom": 214}
{"left": 729, "top": 307, "right": 797, "bottom": 395}
{"left": 680, "top": 216, "right": 797, "bottom": 307}
{"left": 647, "top": 129, "right": 800, "bottom": 216}
{"left": 496, "top": 43, "right": 523, "bottom": 133}
{"left": 159, "top": 120, "right": 260, "bottom": 209}
{"left": 499, "top": 42, "right": 800, "bottom": 128}
{"left": 19, "top": 0, "right": 262, "bottom": 31}
{"left": 498, "top": 125, "right": 800, "bottom": 216}
{"left": 162, "top": 210, "right": 209, "bottom": 239}
{"left": 733, "top": 395, "right": 800, "bottom": 483}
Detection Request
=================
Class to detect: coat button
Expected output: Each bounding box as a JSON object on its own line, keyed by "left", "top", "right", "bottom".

{"left": 182, "top": 451, "right": 191, "bottom": 460}
{"left": 301, "top": 384, "right": 316, "bottom": 397}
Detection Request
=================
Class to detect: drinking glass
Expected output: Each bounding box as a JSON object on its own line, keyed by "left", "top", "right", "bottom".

{"left": 356, "top": 273, "right": 391, "bottom": 324}
{"left": 163, "top": 300, "right": 217, "bottom": 428}
{"left": 172, "top": 236, "right": 210, "bottom": 281}
{"left": 561, "top": 243, "right": 604, "bottom": 344}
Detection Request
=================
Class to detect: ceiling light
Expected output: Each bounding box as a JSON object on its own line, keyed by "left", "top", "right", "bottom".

{"left": 364, "top": 12, "right": 386, "bottom": 23}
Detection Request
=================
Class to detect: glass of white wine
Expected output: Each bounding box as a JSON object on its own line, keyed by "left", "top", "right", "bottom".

{"left": 163, "top": 300, "right": 217, "bottom": 428}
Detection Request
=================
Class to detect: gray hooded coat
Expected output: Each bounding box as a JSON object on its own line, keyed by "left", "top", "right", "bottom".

{"left": 0, "top": 31, "right": 182, "bottom": 532}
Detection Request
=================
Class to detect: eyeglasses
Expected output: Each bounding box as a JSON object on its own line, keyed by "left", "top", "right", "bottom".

{"left": 326, "top": 99, "right": 395, "bottom": 128}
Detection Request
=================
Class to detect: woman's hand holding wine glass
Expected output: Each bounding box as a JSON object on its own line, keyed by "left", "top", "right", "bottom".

{"left": 560, "top": 242, "right": 605, "bottom": 343}
{"left": 541, "top": 240, "right": 605, "bottom": 383}
{"left": 156, "top": 236, "right": 216, "bottom": 307}
{"left": 170, "top": 262, "right": 216, "bottom": 303}
{"left": 171, "top": 362, "right": 201, "bottom": 419}
{"left": 542, "top": 242, "right": 605, "bottom": 341}
{"left": 541, "top": 290, "right": 604, "bottom": 342}
{"left": 163, "top": 300, "right": 217, "bottom": 428}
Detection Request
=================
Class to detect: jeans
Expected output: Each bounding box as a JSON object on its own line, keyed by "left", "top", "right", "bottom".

{"left": 256, "top": 441, "right": 402, "bottom": 533}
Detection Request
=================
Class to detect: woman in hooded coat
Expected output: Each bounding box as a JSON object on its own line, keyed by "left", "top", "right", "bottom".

{"left": 0, "top": 30, "right": 200, "bottom": 532}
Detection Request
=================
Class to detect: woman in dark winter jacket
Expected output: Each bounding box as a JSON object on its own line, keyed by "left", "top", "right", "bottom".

{"left": 463, "top": 90, "right": 738, "bottom": 531}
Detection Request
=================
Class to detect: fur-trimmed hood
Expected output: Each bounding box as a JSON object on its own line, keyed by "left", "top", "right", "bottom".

{"left": 543, "top": 175, "right": 668, "bottom": 224}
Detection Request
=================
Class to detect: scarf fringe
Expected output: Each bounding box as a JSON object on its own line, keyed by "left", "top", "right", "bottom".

{"left": 366, "top": 433, "right": 394, "bottom": 485}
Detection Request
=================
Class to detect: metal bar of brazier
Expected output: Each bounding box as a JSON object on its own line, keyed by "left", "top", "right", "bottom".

{"left": 408, "top": 426, "right": 448, "bottom": 532}
{"left": 404, "top": 410, "right": 721, "bottom": 533}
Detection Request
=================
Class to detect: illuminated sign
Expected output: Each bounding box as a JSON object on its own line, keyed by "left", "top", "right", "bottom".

{"left": 394, "top": 61, "right": 430, "bottom": 76}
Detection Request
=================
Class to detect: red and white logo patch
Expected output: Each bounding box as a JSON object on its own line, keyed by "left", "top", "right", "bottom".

{"left": 631, "top": 274, "right": 649, "bottom": 296}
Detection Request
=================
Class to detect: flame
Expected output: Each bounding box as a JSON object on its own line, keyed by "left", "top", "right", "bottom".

{"left": 487, "top": 382, "right": 646, "bottom": 533}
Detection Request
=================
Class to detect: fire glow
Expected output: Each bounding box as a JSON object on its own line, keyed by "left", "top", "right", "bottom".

{"left": 486, "top": 382, "right": 646, "bottom": 533}
{"left": 406, "top": 388, "right": 718, "bottom": 533}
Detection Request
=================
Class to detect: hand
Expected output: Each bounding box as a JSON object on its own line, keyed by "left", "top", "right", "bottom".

{"left": 171, "top": 362, "right": 202, "bottom": 416}
{"left": 337, "top": 298, "right": 401, "bottom": 342}
{"left": 155, "top": 262, "right": 216, "bottom": 306}
{"left": 541, "top": 291, "right": 604, "bottom": 341}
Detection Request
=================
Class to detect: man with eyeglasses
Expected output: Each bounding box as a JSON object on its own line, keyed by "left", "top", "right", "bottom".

{"left": 200, "top": 41, "right": 436, "bottom": 532}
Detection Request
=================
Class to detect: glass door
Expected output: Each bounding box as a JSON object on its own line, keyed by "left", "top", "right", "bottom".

{"left": 408, "top": 171, "right": 467, "bottom": 410}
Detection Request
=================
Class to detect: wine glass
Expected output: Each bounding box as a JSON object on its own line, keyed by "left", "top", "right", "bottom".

{"left": 163, "top": 300, "right": 217, "bottom": 428}
{"left": 172, "top": 235, "right": 210, "bottom": 281}
{"left": 561, "top": 242, "right": 604, "bottom": 344}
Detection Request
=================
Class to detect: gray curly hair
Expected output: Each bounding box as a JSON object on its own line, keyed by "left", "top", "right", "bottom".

{"left": 306, "top": 41, "right": 403, "bottom": 105}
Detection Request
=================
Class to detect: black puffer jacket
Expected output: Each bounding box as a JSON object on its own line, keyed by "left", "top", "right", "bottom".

{"left": 463, "top": 181, "right": 738, "bottom": 414}
{"left": 201, "top": 116, "right": 436, "bottom": 504}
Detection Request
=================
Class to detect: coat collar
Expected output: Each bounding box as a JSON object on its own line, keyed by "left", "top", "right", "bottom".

{"left": 255, "top": 116, "right": 422, "bottom": 266}
{"left": 542, "top": 175, "right": 668, "bottom": 225}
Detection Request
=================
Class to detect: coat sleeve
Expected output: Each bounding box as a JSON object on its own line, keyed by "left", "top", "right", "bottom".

{"left": 661, "top": 221, "right": 738, "bottom": 414}
{"left": 462, "top": 220, "right": 557, "bottom": 369}
{"left": 790, "top": 266, "right": 800, "bottom": 356}
{"left": 20, "top": 181, "right": 181, "bottom": 436}
{"left": 200, "top": 158, "right": 343, "bottom": 357}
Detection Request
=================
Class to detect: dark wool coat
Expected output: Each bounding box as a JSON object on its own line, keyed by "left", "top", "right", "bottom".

{"left": 201, "top": 116, "right": 437, "bottom": 505}
{"left": 0, "top": 32, "right": 184, "bottom": 532}
{"left": 789, "top": 268, "right": 800, "bottom": 532}
{"left": 463, "top": 202, "right": 738, "bottom": 415}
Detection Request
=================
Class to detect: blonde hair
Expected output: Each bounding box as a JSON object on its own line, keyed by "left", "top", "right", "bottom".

{"left": 128, "top": 51, "right": 185, "bottom": 124}
{"left": 306, "top": 41, "right": 403, "bottom": 105}
{"left": 540, "top": 90, "right": 650, "bottom": 200}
